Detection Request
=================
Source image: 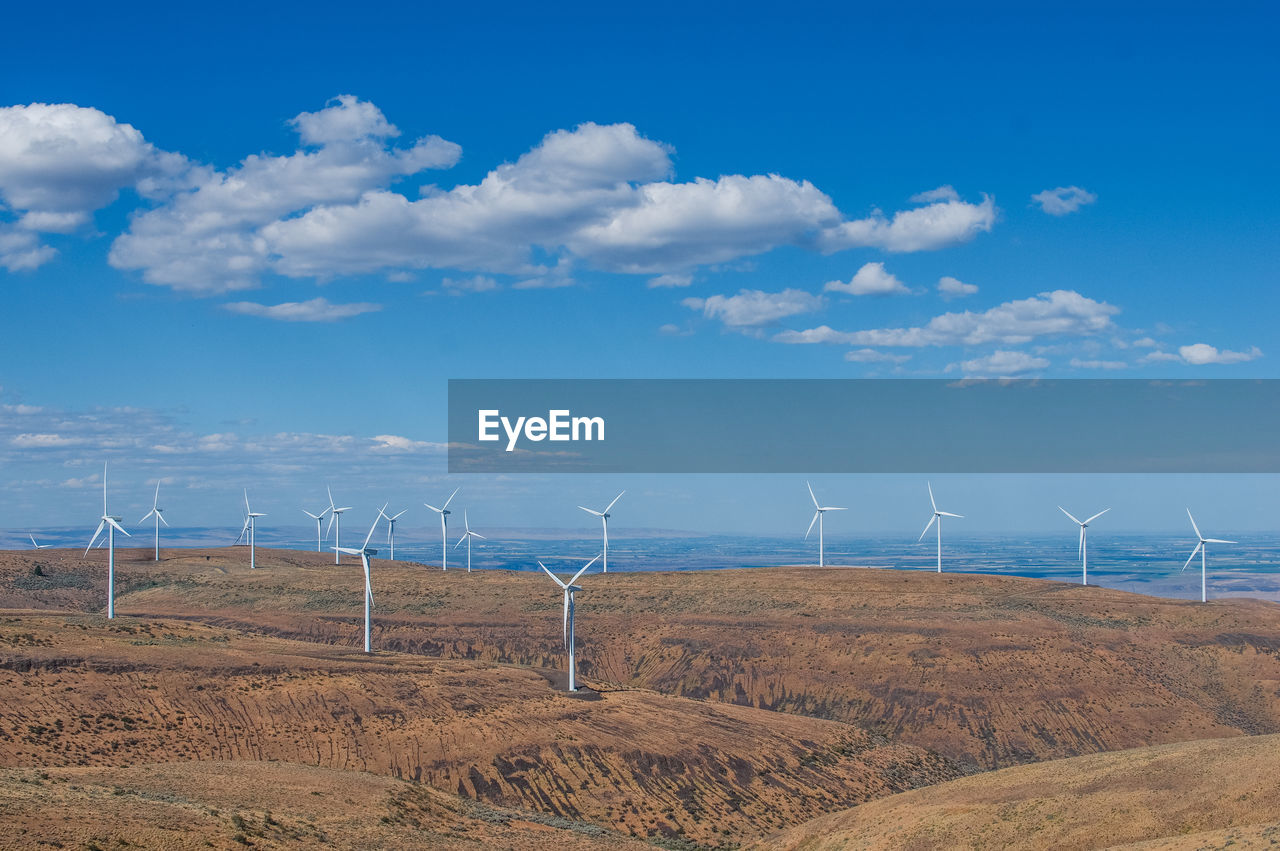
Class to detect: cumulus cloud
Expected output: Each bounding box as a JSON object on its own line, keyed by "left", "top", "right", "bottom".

{"left": 1031, "top": 185, "right": 1097, "bottom": 216}
{"left": 824, "top": 261, "right": 909, "bottom": 296}
{"left": 0, "top": 102, "right": 188, "bottom": 269}
{"left": 222, "top": 297, "right": 382, "bottom": 322}
{"left": 947, "top": 350, "right": 1049, "bottom": 376}
{"left": 775, "top": 290, "right": 1117, "bottom": 347}
{"left": 684, "top": 288, "right": 824, "bottom": 329}
{"left": 647, "top": 272, "right": 693, "bottom": 288}
{"left": 844, "top": 348, "right": 911, "bottom": 364}
{"left": 1141, "top": 343, "right": 1263, "bottom": 366}
{"left": 910, "top": 185, "right": 960, "bottom": 204}
{"left": 937, "top": 275, "right": 978, "bottom": 299}
{"left": 110, "top": 95, "right": 461, "bottom": 293}
{"left": 819, "top": 191, "right": 996, "bottom": 253}
{"left": 441, "top": 274, "right": 499, "bottom": 293}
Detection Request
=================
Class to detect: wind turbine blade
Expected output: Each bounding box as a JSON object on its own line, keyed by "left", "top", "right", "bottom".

{"left": 454, "top": 535, "right": 466, "bottom": 548}
{"left": 578, "top": 506, "right": 604, "bottom": 517}
{"left": 391, "top": 509, "right": 407, "bottom": 520}
{"left": 1058, "top": 506, "right": 1082, "bottom": 525}
{"left": 604, "top": 491, "right": 625, "bottom": 514}
{"left": 928, "top": 481, "right": 936, "bottom": 513}
{"left": 805, "top": 511, "right": 819, "bottom": 540}
{"left": 824, "top": 506, "right": 848, "bottom": 512}
{"left": 158, "top": 512, "right": 169, "bottom": 527}
{"left": 1181, "top": 543, "right": 1202, "bottom": 572}
{"left": 563, "top": 592, "right": 569, "bottom": 647}
{"left": 806, "top": 481, "right": 820, "bottom": 510}
{"left": 441, "top": 487, "right": 459, "bottom": 510}
{"left": 1078, "top": 526, "right": 1085, "bottom": 559}
{"left": 538, "top": 561, "right": 568, "bottom": 589}
{"left": 153, "top": 482, "right": 160, "bottom": 509}
{"left": 244, "top": 489, "right": 250, "bottom": 514}
{"left": 1186, "top": 508, "right": 1202, "bottom": 540}
{"left": 107, "top": 518, "right": 131, "bottom": 536}
{"left": 362, "top": 505, "right": 387, "bottom": 550}
{"left": 569, "top": 555, "right": 600, "bottom": 585}
{"left": 424, "top": 503, "right": 441, "bottom": 514}
{"left": 326, "top": 511, "right": 336, "bottom": 537}
{"left": 333, "top": 547, "right": 361, "bottom": 555}
{"left": 327, "top": 485, "right": 335, "bottom": 510}
{"left": 918, "top": 514, "right": 937, "bottom": 542}
{"left": 471, "top": 532, "right": 487, "bottom": 540}
{"left": 302, "top": 509, "right": 320, "bottom": 520}
{"left": 138, "top": 509, "right": 154, "bottom": 525}
{"left": 1204, "top": 538, "right": 1237, "bottom": 544}
{"left": 463, "top": 509, "right": 470, "bottom": 532}
{"left": 1084, "top": 508, "right": 1111, "bottom": 525}
{"left": 86, "top": 520, "right": 106, "bottom": 554}
{"left": 937, "top": 511, "right": 963, "bottom": 518}
{"left": 102, "top": 462, "right": 108, "bottom": 516}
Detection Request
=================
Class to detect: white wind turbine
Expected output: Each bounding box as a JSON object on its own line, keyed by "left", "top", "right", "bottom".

{"left": 85, "top": 462, "right": 130, "bottom": 619}
{"left": 578, "top": 491, "right": 624, "bottom": 573}
{"left": 538, "top": 555, "right": 600, "bottom": 692}
{"left": 29, "top": 534, "right": 51, "bottom": 550}
{"left": 424, "top": 487, "right": 459, "bottom": 570}
{"left": 334, "top": 505, "right": 385, "bottom": 653}
{"left": 138, "top": 482, "right": 169, "bottom": 561}
{"left": 1059, "top": 506, "right": 1110, "bottom": 586}
{"left": 237, "top": 489, "right": 266, "bottom": 570}
{"left": 326, "top": 486, "right": 352, "bottom": 565}
{"left": 454, "top": 510, "right": 486, "bottom": 572}
{"left": 378, "top": 507, "right": 408, "bottom": 561}
{"left": 1183, "top": 509, "right": 1237, "bottom": 604}
{"left": 301, "top": 504, "right": 331, "bottom": 552}
{"left": 918, "top": 482, "right": 963, "bottom": 573}
{"left": 804, "top": 482, "right": 846, "bottom": 567}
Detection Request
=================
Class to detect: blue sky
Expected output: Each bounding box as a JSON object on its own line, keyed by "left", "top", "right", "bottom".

{"left": 1, "top": 2, "right": 1277, "bottom": 534}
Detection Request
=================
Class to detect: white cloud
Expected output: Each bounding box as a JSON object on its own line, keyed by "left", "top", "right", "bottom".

{"left": 684, "top": 288, "right": 824, "bottom": 329}
{"left": 1031, "top": 185, "right": 1097, "bottom": 216}
{"left": 937, "top": 275, "right": 978, "bottom": 299}
{"left": 819, "top": 192, "right": 996, "bottom": 253}
{"left": 0, "top": 102, "right": 188, "bottom": 269}
{"left": 1178, "top": 343, "right": 1262, "bottom": 365}
{"left": 222, "top": 297, "right": 382, "bottom": 322}
{"left": 947, "top": 350, "right": 1049, "bottom": 376}
{"left": 11, "top": 433, "right": 83, "bottom": 448}
{"left": 844, "top": 348, "right": 911, "bottom": 364}
{"left": 1132, "top": 337, "right": 1158, "bottom": 348}
{"left": 442, "top": 274, "right": 499, "bottom": 293}
{"left": 1140, "top": 350, "right": 1184, "bottom": 363}
{"left": 1069, "top": 358, "right": 1127, "bottom": 370}
{"left": 910, "top": 185, "right": 960, "bottom": 203}
{"left": 648, "top": 272, "right": 693, "bottom": 288}
{"left": 369, "top": 434, "right": 443, "bottom": 453}
{"left": 657, "top": 323, "right": 693, "bottom": 336}
{"left": 110, "top": 95, "right": 461, "bottom": 293}
{"left": 824, "top": 261, "right": 909, "bottom": 296}
{"left": 775, "top": 290, "right": 1117, "bottom": 347}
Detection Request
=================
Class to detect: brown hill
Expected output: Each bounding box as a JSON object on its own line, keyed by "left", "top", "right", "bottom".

{"left": 18, "top": 546, "right": 1276, "bottom": 770}
{"left": 0, "top": 612, "right": 956, "bottom": 846}
{"left": 0, "top": 761, "right": 647, "bottom": 850}
{"left": 748, "top": 732, "right": 1280, "bottom": 850}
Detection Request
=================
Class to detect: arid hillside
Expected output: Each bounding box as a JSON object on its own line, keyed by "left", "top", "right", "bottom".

{"left": 0, "top": 612, "right": 956, "bottom": 846}
{"left": 0, "top": 761, "right": 648, "bottom": 850}
{"left": 749, "top": 732, "right": 1280, "bottom": 850}
{"left": 14, "top": 546, "right": 1276, "bottom": 770}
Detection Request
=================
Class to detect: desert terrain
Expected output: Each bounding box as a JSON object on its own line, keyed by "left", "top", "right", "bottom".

{"left": 2, "top": 545, "right": 1279, "bottom": 847}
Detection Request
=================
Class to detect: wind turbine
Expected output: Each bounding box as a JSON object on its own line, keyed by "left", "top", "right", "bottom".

{"left": 1058, "top": 506, "right": 1110, "bottom": 586}
{"left": 138, "top": 482, "right": 169, "bottom": 561}
{"left": 29, "top": 535, "right": 51, "bottom": 550}
{"left": 538, "top": 555, "right": 600, "bottom": 692}
{"left": 918, "top": 482, "right": 962, "bottom": 573}
{"left": 454, "top": 510, "right": 486, "bottom": 572}
{"left": 301, "top": 505, "right": 331, "bottom": 552}
{"left": 238, "top": 490, "right": 266, "bottom": 570}
{"left": 325, "top": 486, "right": 352, "bottom": 565}
{"left": 578, "top": 491, "right": 624, "bottom": 573}
{"left": 1183, "top": 509, "right": 1236, "bottom": 603}
{"left": 804, "top": 482, "right": 846, "bottom": 567}
{"left": 335, "top": 505, "right": 385, "bottom": 653}
{"left": 85, "top": 462, "right": 130, "bottom": 619}
{"left": 378, "top": 507, "right": 407, "bottom": 561}
{"left": 424, "top": 487, "right": 459, "bottom": 570}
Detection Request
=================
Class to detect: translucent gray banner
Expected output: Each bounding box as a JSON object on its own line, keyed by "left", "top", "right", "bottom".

{"left": 447, "top": 379, "right": 1280, "bottom": 473}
